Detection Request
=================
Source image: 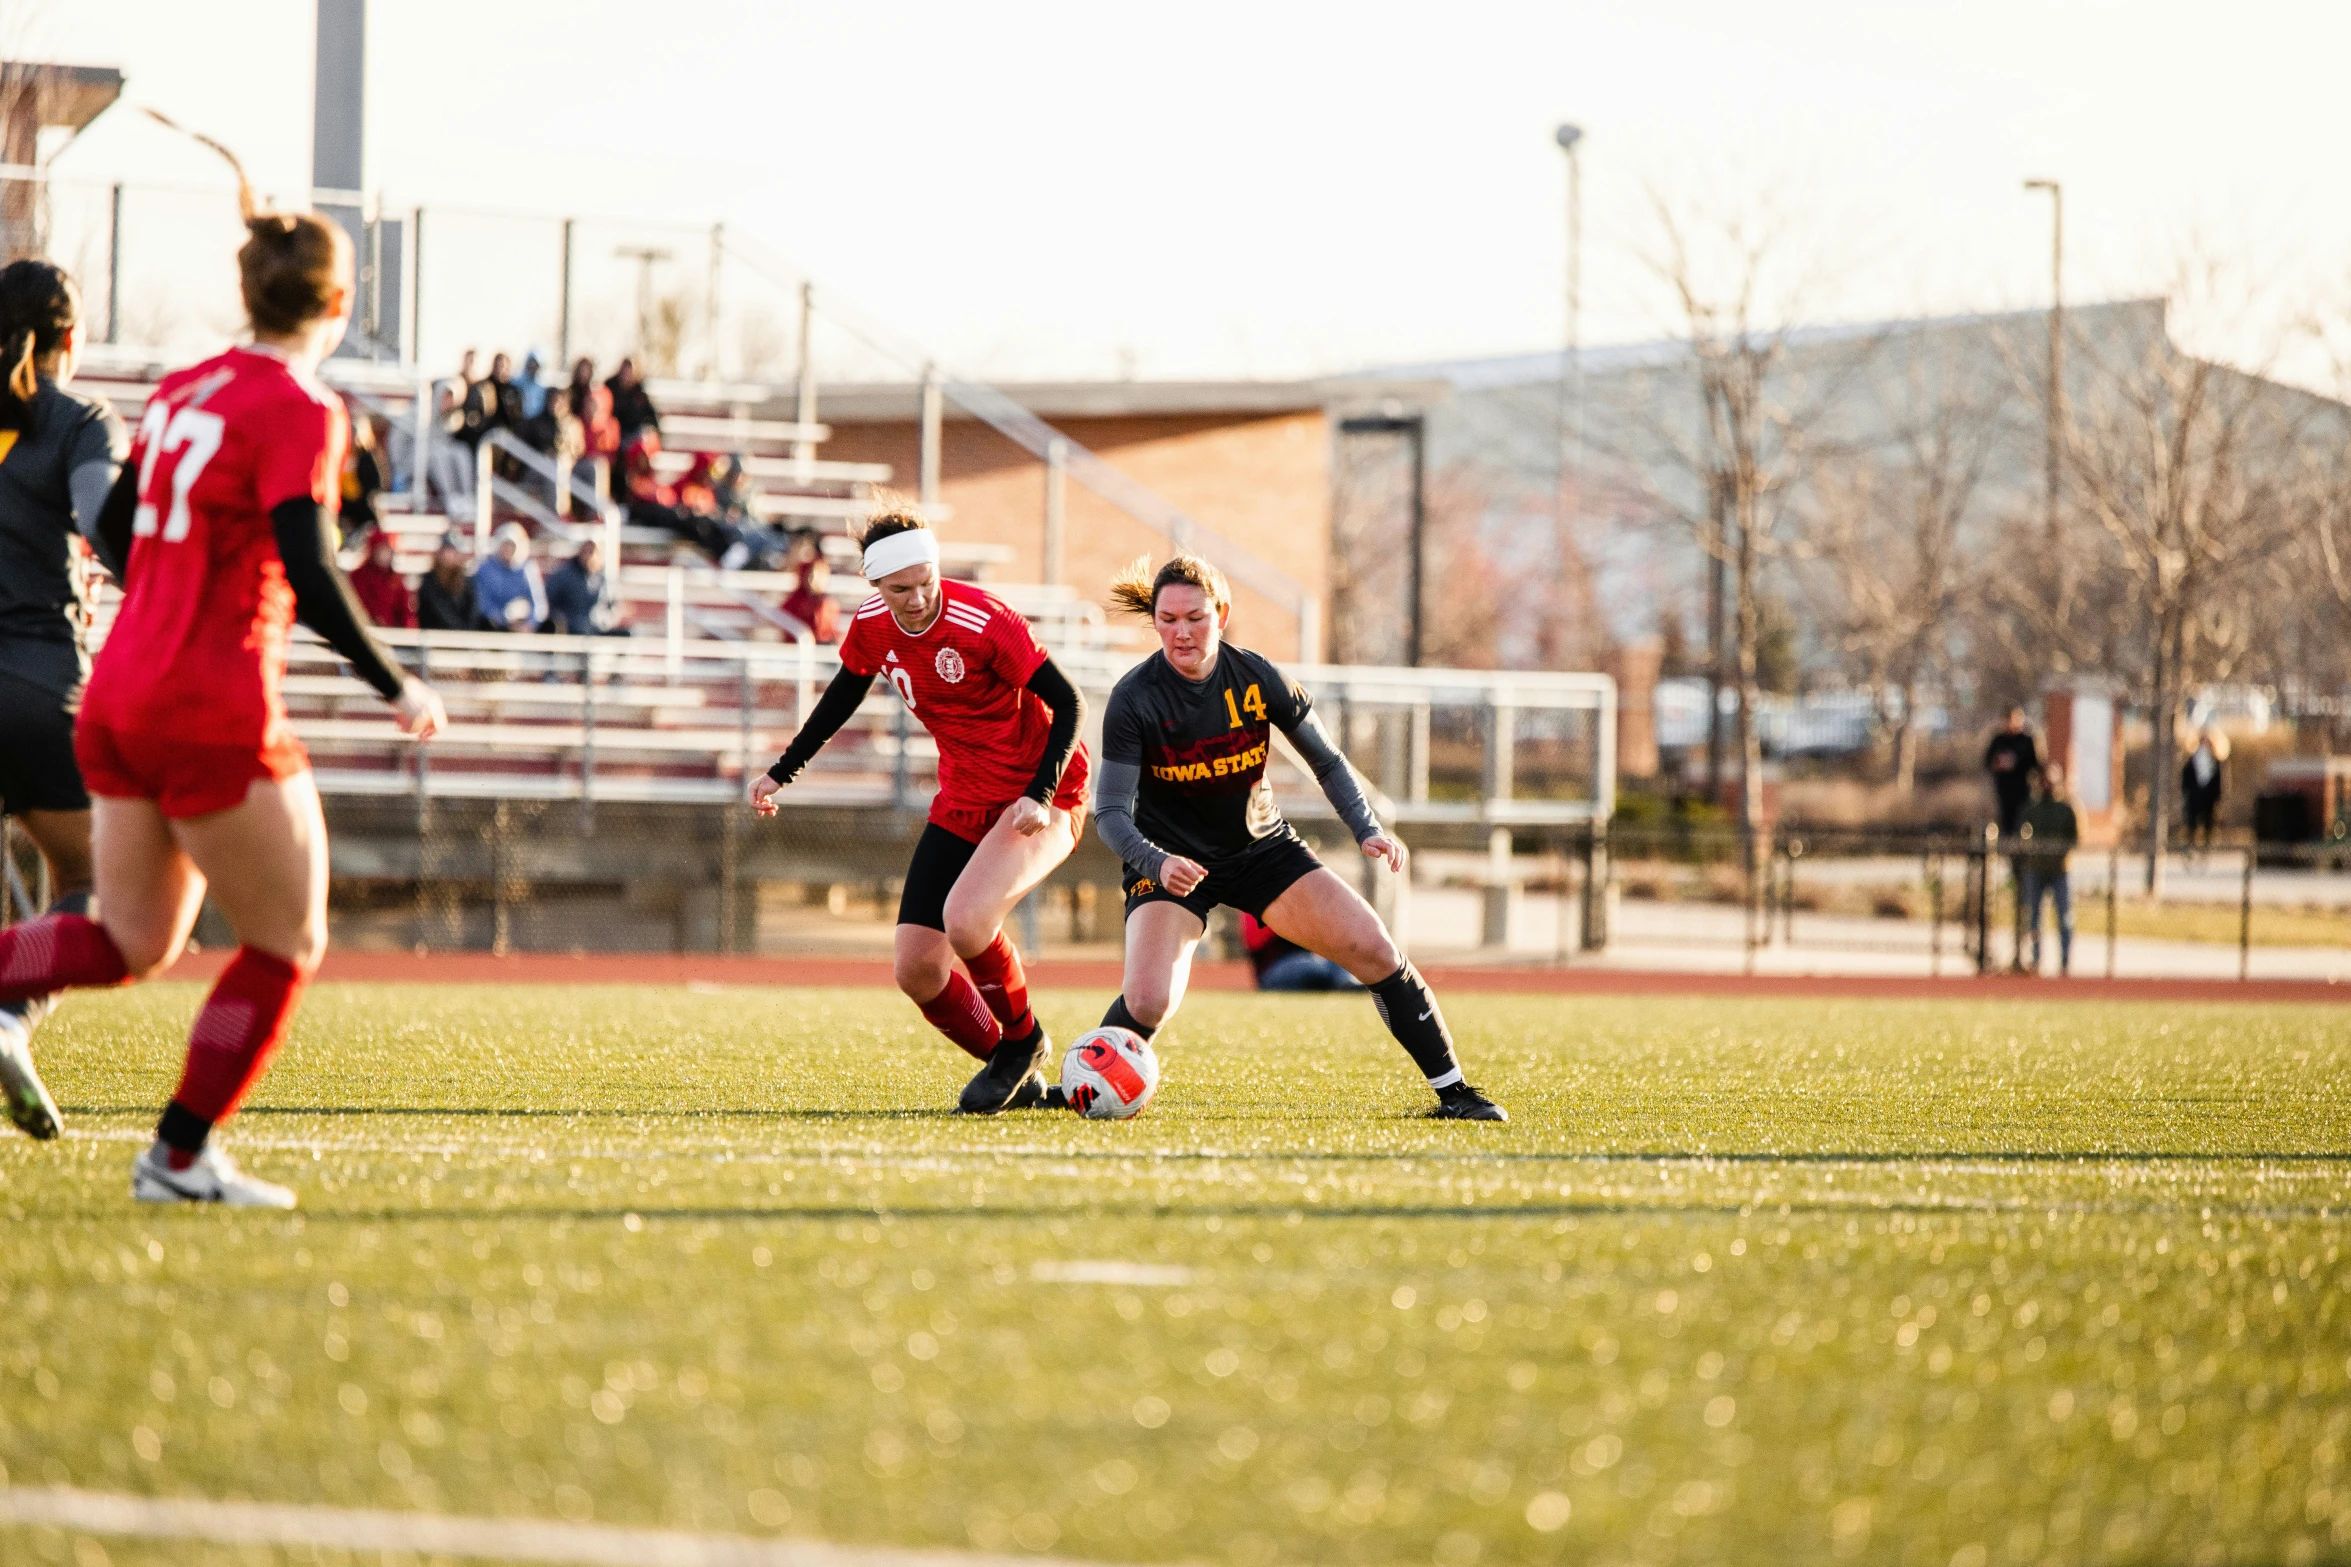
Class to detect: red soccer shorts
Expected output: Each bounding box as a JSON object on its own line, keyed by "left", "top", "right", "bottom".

{"left": 929, "top": 743, "right": 1091, "bottom": 846}
{"left": 76, "top": 717, "right": 310, "bottom": 820}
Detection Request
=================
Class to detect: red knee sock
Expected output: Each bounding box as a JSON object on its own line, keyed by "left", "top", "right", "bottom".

{"left": 0, "top": 913, "right": 128, "bottom": 1004}
{"left": 164, "top": 948, "right": 308, "bottom": 1156}
{"left": 962, "top": 933, "right": 1036, "bottom": 1040}
{"left": 916, "top": 970, "right": 1002, "bottom": 1062}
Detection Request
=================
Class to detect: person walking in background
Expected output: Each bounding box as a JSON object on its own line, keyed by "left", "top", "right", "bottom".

{"left": 472, "top": 522, "right": 547, "bottom": 632}
{"left": 416, "top": 533, "right": 479, "bottom": 631}
{"left": 2018, "top": 765, "right": 2079, "bottom": 977}
{"left": 1240, "top": 912, "right": 1361, "bottom": 991}
{"left": 347, "top": 531, "right": 415, "bottom": 629}
{"left": 2181, "top": 729, "right": 2224, "bottom": 849}
{"left": 1983, "top": 705, "right": 2041, "bottom": 841}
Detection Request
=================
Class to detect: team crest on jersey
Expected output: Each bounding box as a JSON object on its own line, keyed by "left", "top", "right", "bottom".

{"left": 935, "top": 647, "right": 967, "bottom": 684}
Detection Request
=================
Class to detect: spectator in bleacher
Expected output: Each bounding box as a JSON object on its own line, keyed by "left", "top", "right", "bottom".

{"left": 473, "top": 523, "right": 548, "bottom": 633}
{"left": 416, "top": 534, "right": 480, "bottom": 632}
{"left": 568, "top": 356, "right": 618, "bottom": 457}
{"left": 426, "top": 377, "right": 474, "bottom": 508}
{"left": 339, "top": 414, "right": 385, "bottom": 541}
{"left": 348, "top": 531, "right": 416, "bottom": 630}
{"left": 516, "top": 350, "right": 551, "bottom": 423}
{"left": 457, "top": 348, "right": 499, "bottom": 451}
{"left": 779, "top": 527, "right": 840, "bottom": 642}
{"left": 606, "top": 357, "right": 659, "bottom": 446}
{"left": 545, "top": 539, "right": 625, "bottom": 637}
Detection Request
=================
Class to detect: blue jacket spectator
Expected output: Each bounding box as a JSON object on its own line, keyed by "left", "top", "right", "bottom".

{"left": 474, "top": 524, "right": 548, "bottom": 632}
{"left": 545, "top": 539, "right": 624, "bottom": 636}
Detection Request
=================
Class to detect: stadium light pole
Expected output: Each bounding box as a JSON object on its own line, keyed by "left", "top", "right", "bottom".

{"left": 1554, "top": 123, "right": 1585, "bottom": 583}
{"left": 2023, "top": 179, "right": 2063, "bottom": 556}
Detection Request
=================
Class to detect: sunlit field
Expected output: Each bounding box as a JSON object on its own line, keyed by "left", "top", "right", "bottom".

{"left": 2, "top": 984, "right": 2347, "bottom": 1566}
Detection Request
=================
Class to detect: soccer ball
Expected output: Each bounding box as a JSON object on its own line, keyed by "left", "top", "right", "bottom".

{"left": 1061, "top": 1027, "right": 1159, "bottom": 1119}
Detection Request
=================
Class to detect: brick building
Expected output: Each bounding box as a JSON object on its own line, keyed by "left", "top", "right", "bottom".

{"left": 815, "top": 379, "right": 1440, "bottom": 660}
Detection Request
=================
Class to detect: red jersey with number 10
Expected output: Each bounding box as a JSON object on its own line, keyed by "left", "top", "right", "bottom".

{"left": 85, "top": 345, "right": 346, "bottom": 753}
{"left": 837, "top": 579, "right": 1088, "bottom": 830}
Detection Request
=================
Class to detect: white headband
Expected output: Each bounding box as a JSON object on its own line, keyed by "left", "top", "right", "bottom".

{"left": 861, "top": 528, "right": 940, "bottom": 582}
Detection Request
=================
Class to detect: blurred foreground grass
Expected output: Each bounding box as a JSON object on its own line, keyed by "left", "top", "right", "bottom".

{"left": 1, "top": 983, "right": 2348, "bottom": 1566}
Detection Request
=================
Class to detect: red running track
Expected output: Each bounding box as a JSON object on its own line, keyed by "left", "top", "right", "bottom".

{"left": 154, "top": 949, "right": 2351, "bottom": 1005}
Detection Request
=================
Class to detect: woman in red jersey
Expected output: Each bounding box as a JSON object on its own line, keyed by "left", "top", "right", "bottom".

{"left": 0, "top": 149, "right": 446, "bottom": 1206}
{"left": 748, "top": 512, "right": 1087, "bottom": 1112}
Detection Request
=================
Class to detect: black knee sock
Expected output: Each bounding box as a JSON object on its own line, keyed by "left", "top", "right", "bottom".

{"left": 1101, "top": 994, "right": 1157, "bottom": 1042}
{"left": 1369, "top": 962, "right": 1462, "bottom": 1087}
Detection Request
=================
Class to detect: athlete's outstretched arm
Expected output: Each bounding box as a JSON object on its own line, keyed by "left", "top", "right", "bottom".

{"left": 271, "top": 497, "right": 409, "bottom": 700}
{"left": 761, "top": 665, "right": 877, "bottom": 788}
{"left": 1282, "top": 707, "right": 1383, "bottom": 847}
{"left": 1020, "top": 655, "right": 1086, "bottom": 803}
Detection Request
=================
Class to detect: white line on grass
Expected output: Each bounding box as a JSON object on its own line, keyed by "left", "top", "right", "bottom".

{"left": 0, "top": 1486, "right": 1116, "bottom": 1567}
{"left": 1029, "top": 1260, "right": 1195, "bottom": 1285}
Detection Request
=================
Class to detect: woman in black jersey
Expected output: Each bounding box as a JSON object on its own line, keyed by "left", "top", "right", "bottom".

{"left": 1090, "top": 554, "right": 1506, "bottom": 1121}
{"left": 0, "top": 261, "right": 128, "bottom": 1141}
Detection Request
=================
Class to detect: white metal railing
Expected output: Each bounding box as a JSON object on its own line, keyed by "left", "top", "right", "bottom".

{"left": 282, "top": 630, "right": 1615, "bottom": 824}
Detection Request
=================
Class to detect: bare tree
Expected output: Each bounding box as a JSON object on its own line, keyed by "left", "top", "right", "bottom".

{"left": 1617, "top": 180, "right": 1874, "bottom": 930}
{"left": 2062, "top": 279, "right": 2318, "bottom": 896}
{"left": 1800, "top": 339, "right": 2011, "bottom": 792}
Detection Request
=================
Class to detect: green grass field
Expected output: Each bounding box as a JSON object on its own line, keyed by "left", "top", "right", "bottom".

{"left": 2, "top": 983, "right": 2348, "bottom": 1567}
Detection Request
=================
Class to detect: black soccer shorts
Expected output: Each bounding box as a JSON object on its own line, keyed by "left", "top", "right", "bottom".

{"left": 1120, "top": 830, "right": 1324, "bottom": 925}
{"left": 0, "top": 660, "right": 89, "bottom": 815}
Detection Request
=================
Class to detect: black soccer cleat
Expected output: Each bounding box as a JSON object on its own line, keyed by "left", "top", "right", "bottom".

{"left": 1004, "top": 1073, "right": 1063, "bottom": 1111}
{"left": 958, "top": 1022, "right": 1052, "bottom": 1115}
{"left": 1428, "top": 1083, "right": 1508, "bottom": 1122}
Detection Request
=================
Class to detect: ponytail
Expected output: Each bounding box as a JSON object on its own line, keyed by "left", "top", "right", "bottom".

{"left": 0, "top": 261, "right": 79, "bottom": 432}
{"left": 142, "top": 107, "right": 348, "bottom": 337}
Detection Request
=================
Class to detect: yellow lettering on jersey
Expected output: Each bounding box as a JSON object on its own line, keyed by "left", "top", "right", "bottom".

{"left": 1243, "top": 683, "right": 1268, "bottom": 723}
{"left": 0, "top": 431, "right": 17, "bottom": 465}
{"left": 1223, "top": 688, "right": 1243, "bottom": 729}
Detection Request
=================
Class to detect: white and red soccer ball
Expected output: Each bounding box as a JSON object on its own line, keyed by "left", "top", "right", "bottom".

{"left": 1062, "top": 1027, "right": 1159, "bottom": 1119}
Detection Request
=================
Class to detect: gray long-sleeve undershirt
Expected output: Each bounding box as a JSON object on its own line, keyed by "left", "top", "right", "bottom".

{"left": 1094, "top": 708, "right": 1382, "bottom": 880}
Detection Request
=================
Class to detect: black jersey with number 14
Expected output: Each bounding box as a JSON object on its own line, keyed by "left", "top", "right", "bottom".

{"left": 1099, "top": 643, "right": 1315, "bottom": 868}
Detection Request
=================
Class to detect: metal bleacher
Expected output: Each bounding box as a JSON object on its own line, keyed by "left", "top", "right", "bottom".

{"left": 70, "top": 355, "right": 1614, "bottom": 836}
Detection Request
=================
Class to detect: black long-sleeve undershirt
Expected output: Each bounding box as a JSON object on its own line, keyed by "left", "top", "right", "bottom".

{"left": 766, "top": 664, "right": 876, "bottom": 785}
{"left": 92, "top": 464, "right": 135, "bottom": 580}
{"left": 89, "top": 473, "right": 406, "bottom": 702}
{"left": 765, "top": 654, "right": 1085, "bottom": 802}
{"left": 1020, "top": 655, "right": 1084, "bottom": 804}
{"left": 270, "top": 497, "right": 407, "bottom": 699}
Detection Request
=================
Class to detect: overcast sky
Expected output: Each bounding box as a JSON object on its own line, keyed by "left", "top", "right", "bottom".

{"left": 27, "top": 0, "right": 2351, "bottom": 384}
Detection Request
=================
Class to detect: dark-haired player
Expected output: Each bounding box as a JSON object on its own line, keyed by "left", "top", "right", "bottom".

{"left": 748, "top": 513, "right": 1088, "bottom": 1112}
{"left": 0, "top": 127, "right": 446, "bottom": 1204}
{"left": 0, "top": 259, "right": 126, "bottom": 1140}
{"left": 1091, "top": 553, "right": 1505, "bottom": 1121}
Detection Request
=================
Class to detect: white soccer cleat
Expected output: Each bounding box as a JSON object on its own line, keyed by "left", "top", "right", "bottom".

{"left": 132, "top": 1141, "right": 298, "bottom": 1208}
{"left": 0, "top": 1004, "right": 62, "bottom": 1141}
